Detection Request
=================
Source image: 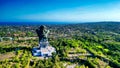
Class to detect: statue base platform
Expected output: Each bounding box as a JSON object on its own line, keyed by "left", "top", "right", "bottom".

{"left": 32, "top": 40, "right": 56, "bottom": 57}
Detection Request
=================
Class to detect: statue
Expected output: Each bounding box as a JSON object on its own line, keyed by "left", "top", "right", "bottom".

{"left": 36, "top": 25, "right": 49, "bottom": 42}
{"left": 32, "top": 25, "right": 56, "bottom": 57}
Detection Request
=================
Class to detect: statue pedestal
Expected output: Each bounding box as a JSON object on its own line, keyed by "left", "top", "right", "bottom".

{"left": 32, "top": 40, "right": 56, "bottom": 57}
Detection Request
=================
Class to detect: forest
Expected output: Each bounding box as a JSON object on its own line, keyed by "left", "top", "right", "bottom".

{"left": 0, "top": 22, "right": 120, "bottom": 68}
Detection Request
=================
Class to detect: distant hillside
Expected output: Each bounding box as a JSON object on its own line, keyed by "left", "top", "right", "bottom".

{"left": 0, "top": 21, "right": 120, "bottom": 25}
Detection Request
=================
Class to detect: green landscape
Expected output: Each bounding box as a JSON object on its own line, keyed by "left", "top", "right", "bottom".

{"left": 0, "top": 22, "right": 120, "bottom": 68}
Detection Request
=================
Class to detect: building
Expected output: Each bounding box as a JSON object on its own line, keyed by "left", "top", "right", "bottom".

{"left": 32, "top": 39, "right": 56, "bottom": 57}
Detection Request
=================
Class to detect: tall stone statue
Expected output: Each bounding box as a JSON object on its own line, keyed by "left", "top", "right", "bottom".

{"left": 32, "top": 25, "right": 56, "bottom": 57}
{"left": 36, "top": 25, "right": 49, "bottom": 42}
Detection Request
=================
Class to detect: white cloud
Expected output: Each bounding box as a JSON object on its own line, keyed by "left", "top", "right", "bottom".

{"left": 19, "top": 2, "right": 120, "bottom": 22}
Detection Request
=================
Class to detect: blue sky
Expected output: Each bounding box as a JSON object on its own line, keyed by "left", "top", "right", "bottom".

{"left": 0, "top": 0, "right": 120, "bottom": 22}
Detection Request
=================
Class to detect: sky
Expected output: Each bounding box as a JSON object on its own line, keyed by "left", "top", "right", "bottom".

{"left": 0, "top": 0, "right": 120, "bottom": 23}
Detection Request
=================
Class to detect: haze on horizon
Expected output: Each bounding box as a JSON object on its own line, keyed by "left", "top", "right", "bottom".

{"left": 0, "top": 0, "right": 120, "bottom": 23}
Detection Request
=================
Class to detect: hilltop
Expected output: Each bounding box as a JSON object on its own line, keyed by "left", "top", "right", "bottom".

{"left": 0, "top": 22, "right": 120, "bottom": 68}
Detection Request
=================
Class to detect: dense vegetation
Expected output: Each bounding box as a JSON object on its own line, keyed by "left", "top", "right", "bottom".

{"left": 0, "top": 22, "right": 120, "bottom": 68}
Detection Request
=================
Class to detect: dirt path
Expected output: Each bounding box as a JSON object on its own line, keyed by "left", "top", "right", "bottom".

{"left": 0, "top": 52, "right": 15, "bottom": 61}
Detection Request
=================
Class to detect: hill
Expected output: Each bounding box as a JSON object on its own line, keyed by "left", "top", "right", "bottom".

{"left": 0, "top": 22, "right": 120, "bottom": 68}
